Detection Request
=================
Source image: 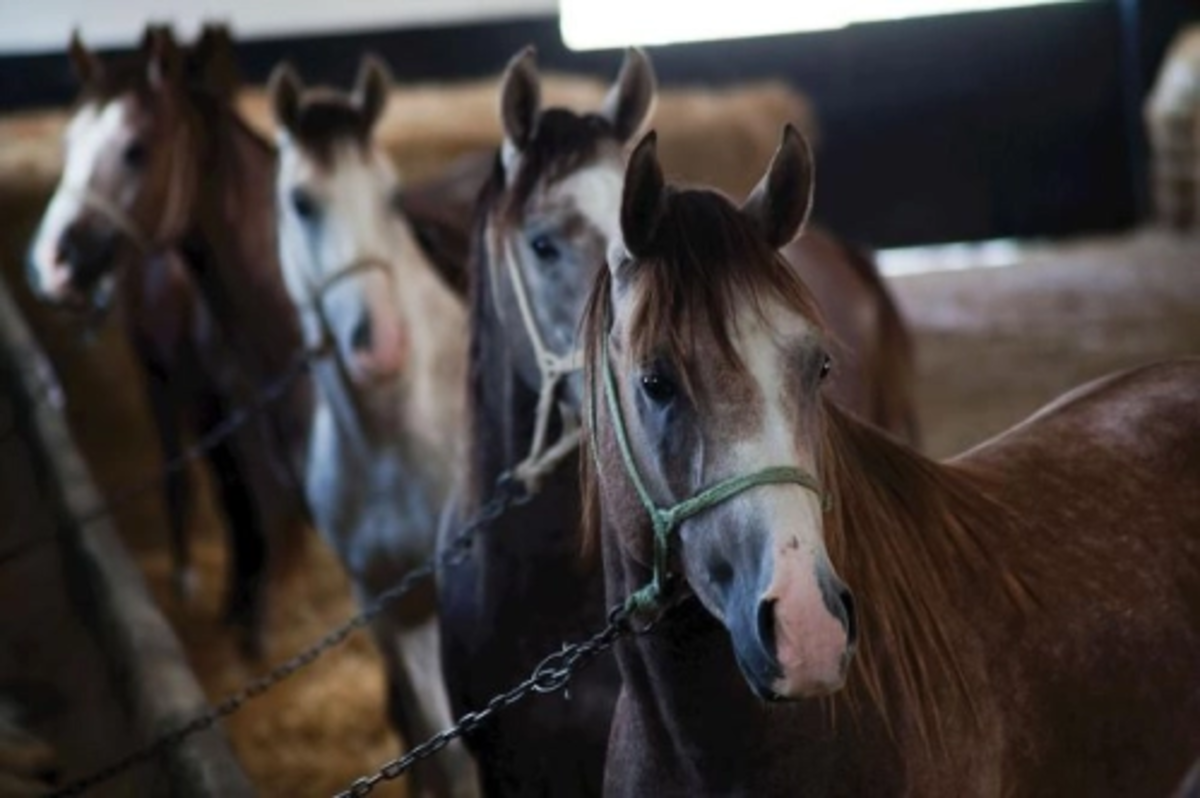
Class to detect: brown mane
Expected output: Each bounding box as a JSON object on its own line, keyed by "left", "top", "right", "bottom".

{"left": 587, "top": 187, "right": 825, "bottom": 382}
{"left": 581, "top": 182, "right": 1037, "bottom": 757}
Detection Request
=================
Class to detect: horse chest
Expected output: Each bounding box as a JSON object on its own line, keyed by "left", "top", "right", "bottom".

{"left": 306, "top": 404, "right": 443, "bottom": 588}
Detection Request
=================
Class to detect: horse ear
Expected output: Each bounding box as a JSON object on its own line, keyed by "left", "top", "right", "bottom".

{"left": 68, "top": 29, "right": 102, "bottom": 86}
{"left": 740, "top": 124, "right": 814, "bottom": 249}
{"left": 499, "top": 46, "right": 540, "bottom": 153}
{"left": 353, "top": 54, "right": 392, "bottom": 131}
{"left": 619, "top": 130, "right": 667, "bottom": 262}
{"left": 191, "top": 23, "right": 240, "bottom": 99}
{"left": 145, "top": 25, "right": 182, "bottom": 89}
{"left": 268, "top": 62, "right": 304, "bottom": 134}
{"left": 600, "top": 48, "right": 656, "bottom": 143}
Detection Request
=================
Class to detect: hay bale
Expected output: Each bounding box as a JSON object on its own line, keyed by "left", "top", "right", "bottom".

{"left": 1145, "top": 23, "right": 1200, "bottom": 230}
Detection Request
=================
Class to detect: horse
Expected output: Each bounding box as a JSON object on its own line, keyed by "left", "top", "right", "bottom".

{"left": 25, "top": 27, "right": 311, "bottom": 658}
{"left": 582, "top": 125, "right": 1200, "bottom": 796}
{"left": 436, "top": 45, "right": 918, "bottom": 796}
{"left": 268, "top": 56, "right": 479, "bottom": 798}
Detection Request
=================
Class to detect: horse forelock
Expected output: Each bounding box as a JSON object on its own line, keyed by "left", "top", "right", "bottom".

{"left": 500, "top": 108, "right": 621, "bottom": 226}
{"left": 285, "top": 93, "right": 372, "bottom": 168}
{"left": 594, "top": 187, "right": 825, "bottom": 393}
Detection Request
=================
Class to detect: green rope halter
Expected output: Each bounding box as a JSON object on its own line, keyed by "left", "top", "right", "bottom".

{"left": 593, "top": 328, "right": 828, "bottom": 619}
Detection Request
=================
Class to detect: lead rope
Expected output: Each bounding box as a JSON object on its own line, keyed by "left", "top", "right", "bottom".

{"left": 501, "top": 236, "right": 584, "bottom": 492}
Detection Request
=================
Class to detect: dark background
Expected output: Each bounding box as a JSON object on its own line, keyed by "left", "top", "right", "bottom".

{"left": 1, "top": 0, "right": 1197, "bottom": 249}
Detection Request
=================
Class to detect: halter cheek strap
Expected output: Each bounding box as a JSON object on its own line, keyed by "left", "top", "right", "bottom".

{"left": 302, "top": 257, "right": 395, "bottom": 355}
{"left": 501, "top": 236, "right": 585, "bottom": 491}
{"left": 591, "top": 326, "right": 829, "bottom": 620}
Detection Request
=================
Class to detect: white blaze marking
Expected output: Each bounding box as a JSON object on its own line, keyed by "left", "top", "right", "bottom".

{"left": 729, "top": 303, "right": 825, "bottom": 540}
{"left": 30, "top": 101, "right": 129, "bottom": 291}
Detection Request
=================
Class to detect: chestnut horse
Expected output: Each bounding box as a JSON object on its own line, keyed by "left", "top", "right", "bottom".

{"left": 583, "top": 126, "right": 1200, "bottom": 796}
{"left": 25, "top": 27, "right": 310, "bottom": 657}
{"left": 269, "top": 57, "right": 479, "bottom": 798}
{"left": 437, "top": 47, "right": 918, "bottom": 796}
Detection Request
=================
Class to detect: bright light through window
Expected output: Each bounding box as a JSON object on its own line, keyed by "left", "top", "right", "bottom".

{"left": 560, "top": 0, "right": 1091, "bottom": 51}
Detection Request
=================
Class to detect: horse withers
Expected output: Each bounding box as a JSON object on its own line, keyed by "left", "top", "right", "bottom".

{"left": 269, "top": 57, "right": 479, "bottom": 798}
{"left": 584, "top": 126, "right": 1200, "bottom": 796}
{"left": 25, "top": 27, "right": 311, "bottom": 658}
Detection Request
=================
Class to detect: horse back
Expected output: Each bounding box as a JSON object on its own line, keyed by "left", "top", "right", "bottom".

{"left": 952, "top": 358, "right": 1200, "bottom": 797}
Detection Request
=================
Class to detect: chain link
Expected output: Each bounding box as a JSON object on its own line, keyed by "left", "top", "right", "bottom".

{"left": 45, "top": 467, "right": 530, "bottom": 798}
{"left": 333, "top": 604, "right": 637, "bottom": 798}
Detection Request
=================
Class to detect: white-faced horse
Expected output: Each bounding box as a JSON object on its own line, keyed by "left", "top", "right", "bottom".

{"left": 269, "top": 57, "right": 478, "bottom": 798}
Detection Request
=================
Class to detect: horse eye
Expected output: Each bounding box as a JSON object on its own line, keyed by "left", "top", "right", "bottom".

{"left": 529, "top": 234, "right": 561, "bottom": 263}
{"left": 122, "top": 140, "right": 147, "bottom": 169}
{"left": 640, "top": 372, "right": 677, "bottom": 405}
{"left": 291, "top": 188, "right": 319, "bottom": 222}
{"left": 819, "top": 356, "right": 832, "bottom": 381}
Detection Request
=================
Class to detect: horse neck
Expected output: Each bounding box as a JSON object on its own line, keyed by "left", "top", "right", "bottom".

{"left": 181, "top": 98, "right": 298, "bottom": 362}
{"left": 819, "top": 401, "right": 1033, "bottom": 755}
{"left": 464, "top": 229, "right": 544, "bottom": 503}
{"left": 176, "top": 95, "right": 311, "bottom": 467}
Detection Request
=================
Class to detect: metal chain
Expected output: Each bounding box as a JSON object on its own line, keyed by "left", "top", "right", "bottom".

{"left": 45, "top": 472, "right": 531, "bottom": 798}
{"left": 334, "top": 603, "right": 639, "bottom": 798}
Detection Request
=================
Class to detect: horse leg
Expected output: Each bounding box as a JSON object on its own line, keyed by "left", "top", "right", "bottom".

{"left": 199, "top": 397, "right": 268, "bottom": 660}
{"left": 144, "top": 372, "right": 195, "bottom": 601}
{"left": 373, "top": 611, "right": 481, "bottom": 798}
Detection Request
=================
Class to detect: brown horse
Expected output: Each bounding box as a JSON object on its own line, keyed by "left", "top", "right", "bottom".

{"left": 582, "top": 126, "right": 1200, "bottom": 796}
{"left": 436, "top": 46, "right": 918, "bottom": 796}
{"left": 25, "top": 27, "right": 310, "bottom": 657}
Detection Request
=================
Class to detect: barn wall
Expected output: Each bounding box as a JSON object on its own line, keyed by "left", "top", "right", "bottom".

{"left": 0, "top": 1, "right": 1197, "bottom": 248}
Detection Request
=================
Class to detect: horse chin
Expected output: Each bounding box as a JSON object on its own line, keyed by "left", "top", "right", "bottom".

{"left": 770, "top": 662, "right": 850, "bottom": 700}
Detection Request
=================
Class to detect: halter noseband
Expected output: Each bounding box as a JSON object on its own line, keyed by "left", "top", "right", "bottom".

{"left": 62, "top": 186, "right": 151, "bottom": 254}
{"left": 501, "top": 235, "right": 585, "bottom": 492}
{"left": 300, "top": 256, "right": 393, "bottom": 360}
{"left": 592, "top": 323, "right": 828, "bottom": 621}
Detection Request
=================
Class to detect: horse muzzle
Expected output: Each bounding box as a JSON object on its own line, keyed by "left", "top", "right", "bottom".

{"left": 729, "top": 558, "right": 857, "bottom": 701}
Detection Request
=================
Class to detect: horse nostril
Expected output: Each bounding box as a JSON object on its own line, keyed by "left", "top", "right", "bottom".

{"left": 350, "top": 316, "right": 372, "bottom": 352}
{"left": 56, "top": 235, "right": 77, "bottom": 268}
{"left": 756, "top": 598, "right": 778, "bottom": 656}
{"left": 839, "top": 587, "right": 857, "bottom": 646}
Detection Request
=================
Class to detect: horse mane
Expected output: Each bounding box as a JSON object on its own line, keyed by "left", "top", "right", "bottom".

{"left": 580, "top": 183, "right": 1037, "bottom": 754}
{"left": 819, "top": 401, "right": 1037, "bottom": 753}
{"left": 583, "top": 187, "right": 826, "bottom": 395}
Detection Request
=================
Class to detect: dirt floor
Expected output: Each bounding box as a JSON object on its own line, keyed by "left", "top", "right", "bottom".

{"left": 1, "top": 225, "right": 1198, "bottom": 797}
